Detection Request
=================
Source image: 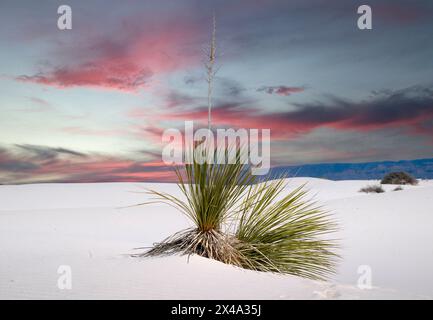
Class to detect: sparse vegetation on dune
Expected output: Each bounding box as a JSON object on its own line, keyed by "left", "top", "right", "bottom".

{"left": 381, "top": 171, "right": 417, "bottom": 185}
{"left": 359, "top": 185, "right": 385, "bottom": 193}
{"left": 359, "top": 171, "right": 418, "bottom": 193}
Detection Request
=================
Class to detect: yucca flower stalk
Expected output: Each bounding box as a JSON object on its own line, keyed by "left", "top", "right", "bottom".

{"left": 206, "top": 13, "right": 217, "bottom": 131}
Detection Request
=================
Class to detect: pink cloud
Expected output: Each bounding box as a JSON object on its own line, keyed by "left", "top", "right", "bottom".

{"left": 17, "top": 65, "right": 152, "bottom": 91}
{"left": 16, "top": 22, "right": 199, "bottom": 92}
{"left": 0, "top": 144, "right": 176, "bottom": 184}
{"left": 154, "top": 103, "right": 311, "bottom": 140}
{"left": 154, "top": 86, "right": 433, "bottom": 140}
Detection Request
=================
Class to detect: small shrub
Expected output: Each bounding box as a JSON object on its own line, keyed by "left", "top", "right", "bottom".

{"left": 359, "top": 185, "right": 385, "bottom": 193}
{"left": 393, "top": 186, "right": 403, "bottom": 191}
{"left": 381, "top": 171, "right": 417, "bottom": 185}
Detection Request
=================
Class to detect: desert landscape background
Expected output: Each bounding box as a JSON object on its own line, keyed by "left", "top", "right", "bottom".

{"left": 1, "top": 177, "right": 432, "bottom": 299}
{"left": 1, "top": 0, "right": 433, "bottom": 300}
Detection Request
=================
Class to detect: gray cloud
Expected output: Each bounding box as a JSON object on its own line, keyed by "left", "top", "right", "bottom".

{"left": 0, "top": 144, "right": 172, "bottom": 184}
{"left": 288, "top": 86, "right": 433, "bottom": 129}
{"left": 258, "top": 86, "right": 305, "bottom": 96}
{"left": 15, "top": 144, "right": 87, "bottom": 161}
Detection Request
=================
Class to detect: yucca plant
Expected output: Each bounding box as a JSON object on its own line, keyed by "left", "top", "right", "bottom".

{"left": 135, "top": 146, "right": 339, "bottom": 280}
{"left": 135, "top": 17, "right": 338, "bottom": 280}
{"left": 234, "top": 179, "right": 339, "bottom": 280}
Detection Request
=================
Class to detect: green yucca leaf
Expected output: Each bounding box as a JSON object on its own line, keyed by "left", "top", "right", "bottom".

{"left": 235, "top": 179, "right": 339, "bottom": 280}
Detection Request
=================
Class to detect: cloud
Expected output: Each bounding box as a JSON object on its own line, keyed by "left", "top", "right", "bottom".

{"left": 299, "top": 86, "right": 433, "bottom": 131}
{"left": 158, "top": 86, "right": 433, "bottom": 139}
{"left": 28, "top": 96, "right": 50, "bottom": 107}
{"left": 218, "top": 78, "right": 246, "bottom": 97}
{"left": 164, "top": 91, "right": 200, "bottom": 109}
{"left": 0, "top": 148, "right": 39, "bottom": 173}
{"left": 15, "top": 144, "right": 87, "bottom": 160}
{"left": 126, "top": 90, "right": 202, "bottom": 121}
{"left": 3, "top": 82, "right": 432, "bottom": 184}
{"left": 258, "top": 86, "right": 305, "bottom": 96}
{"left": 0, "top": 144, "right": 174, "bottom": 184}
{"left": 133, "top": 125, "right": 167, "bottom": 143}
{"left": 15, "top": 20, "right": 199, "bottom": 92}
{"left": 16, "top": 66, "right": 152, "bottom": 92}
{"left": 183, "top": 75, "right": 202, "bottom": 86}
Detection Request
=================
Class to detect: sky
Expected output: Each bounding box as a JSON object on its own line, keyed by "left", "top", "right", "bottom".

{"left": 1, "top": 0, "right": 433, "bottom": 183}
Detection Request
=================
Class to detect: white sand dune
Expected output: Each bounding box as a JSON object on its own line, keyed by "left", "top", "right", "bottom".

{"left": 0, "top": 178, "right": 432, "bottom": 299}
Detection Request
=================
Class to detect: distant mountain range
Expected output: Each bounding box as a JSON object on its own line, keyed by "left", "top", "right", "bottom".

{"left": 268, "top": 158, "right": 433, "bottom": 180}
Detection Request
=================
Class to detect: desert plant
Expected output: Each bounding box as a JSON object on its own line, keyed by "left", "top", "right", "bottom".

{"left": 381, "top": 171, "right": 417, "bottom": 185}
{"left": 134, "top": 16, "right": 338, "bottom": 280}
{"left": 235, "top": 180, "right": 338, "bottom": 280}
{"left": 359, "top": 185, "right": 385, "bottom": 193}
{"left": 135, "top": 147, "right": 339, "bottom": 280}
